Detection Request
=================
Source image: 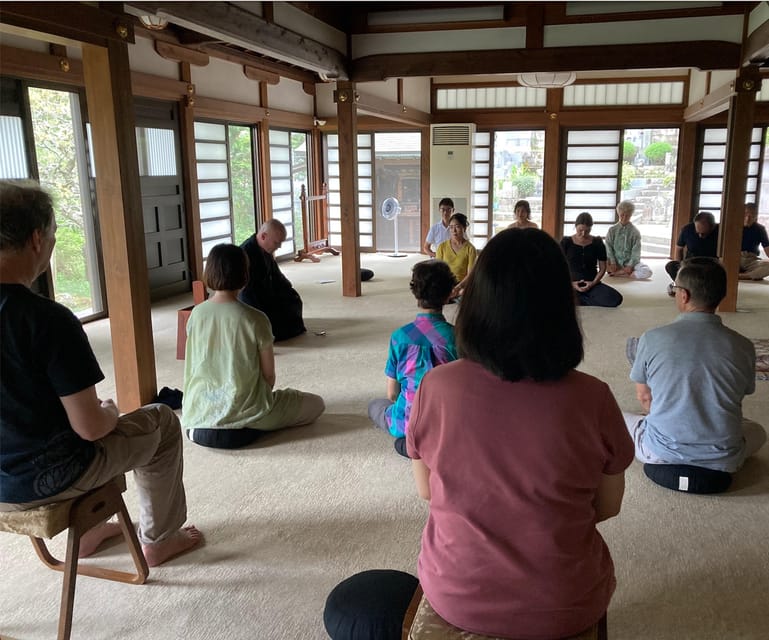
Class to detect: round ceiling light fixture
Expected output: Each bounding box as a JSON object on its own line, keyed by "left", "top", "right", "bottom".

{"left": 138, "top": 15, "right": 169, "bottom": 30}
{"left": 517, "top": 72, "right": 577, "bottom": 89}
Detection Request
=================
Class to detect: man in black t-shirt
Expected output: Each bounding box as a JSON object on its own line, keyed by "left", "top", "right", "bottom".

{"left": 0, "top": 181, "right": 202, "bottom": 566}
{"left": 665, "top": 211, "right": 719, "bottom": 282}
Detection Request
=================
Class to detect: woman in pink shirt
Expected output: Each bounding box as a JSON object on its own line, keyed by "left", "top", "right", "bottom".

{"left": 407, "top": 228, "right": 634, "bottom": 639}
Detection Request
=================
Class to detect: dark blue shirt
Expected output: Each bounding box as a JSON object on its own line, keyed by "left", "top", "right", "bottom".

{"left": 741, "top": 223, "right": 769, "bottom": 255}
{"left": 676, "top": 222, "right": 719, "bottom": 258}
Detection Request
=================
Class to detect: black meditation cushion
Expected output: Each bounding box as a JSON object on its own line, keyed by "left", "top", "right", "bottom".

{"left": 643, "top": 463, "right": 732, "bottom": 494}
{"left": 324, "top": 569, "right": 418, "bottom": 640}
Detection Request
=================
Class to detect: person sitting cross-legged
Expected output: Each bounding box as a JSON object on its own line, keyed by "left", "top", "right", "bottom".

{"left": 0, "top": 181, "right": 202, "bottom": 567}
{"left": 239, "top": 219, "right": 306, "bottom": 341}
{"left": 605, "top": 200, "right": 652, "bottom": 279}
{"left": 182, "top": 243, "right": 325, "bottom": 449}
{"left": 560, "top": 212, "right": 623, "bottom": 308}
{"left": 624, "top": 257, "right": 766, "bottom": 476}
{"left": 739, "top": 202, "right": 769, "bottom": 281}
{"left": 367, "top": 260, "right": 457, "bottom": 458}
{"left": 665, "top": 210, "right": 719, "bottom": 283}
{"left": 436, "top": 212, "right": 477, "bottom": 300}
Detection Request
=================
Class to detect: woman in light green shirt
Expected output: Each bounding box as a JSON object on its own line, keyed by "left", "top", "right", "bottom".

{"left": 181, "top": 244, "right": 324, "bottom": 449}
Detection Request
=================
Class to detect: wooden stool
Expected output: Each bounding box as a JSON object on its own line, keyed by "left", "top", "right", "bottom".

{"left": 0, "top": 475, "right": 149, "bottom": 640}
{"left": 403, "top": 585, "right": 607, "bottom": 640}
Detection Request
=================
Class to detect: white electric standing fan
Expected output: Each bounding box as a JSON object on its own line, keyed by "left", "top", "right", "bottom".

{"left": 381, "top": 197, "right": 407, "bottom": 257}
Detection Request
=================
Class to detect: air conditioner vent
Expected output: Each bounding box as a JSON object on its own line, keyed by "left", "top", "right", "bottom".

{"left": 432, "top": 125, "right": 471, "bottom": 146}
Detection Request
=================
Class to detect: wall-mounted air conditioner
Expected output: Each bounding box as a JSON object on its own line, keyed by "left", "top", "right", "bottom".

{"left": 429, "top": 123, "right": 475, "bottom": 220}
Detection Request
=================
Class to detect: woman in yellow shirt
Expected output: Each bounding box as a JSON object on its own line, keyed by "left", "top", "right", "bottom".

{"left": 436, "top": 212, "right": 477, "bottom": 299}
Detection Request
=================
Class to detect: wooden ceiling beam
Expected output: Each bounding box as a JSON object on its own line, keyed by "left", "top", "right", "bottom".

{"left": 744, "top": 18, "right": 769, "bottom": 66}
{"left": 126, "top": 1, "right": 347, "bottom": 79}
{"left": 684, "top": 67, "right": 762, "bottom": 122}
{"left": 354, "top": 91, "right": 431, "bottom": 127}
{"left": 0, "top": 2, "right": 135, "bottom": 47}
{"left": 200, "top": 43, "right": 318, "bottom": 85}
{"left": 351, "top": 41, "right": 741, "bottom": 81}
{"left": 154, "top": 40, "right": 209, "bottom": 66}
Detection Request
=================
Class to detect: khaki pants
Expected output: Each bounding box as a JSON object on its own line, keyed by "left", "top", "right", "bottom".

{"left": 0, "top": 404, "right": 187, "bottom": 545}
{"left": 740, "top": 252, "right": 769, "bottom": 280}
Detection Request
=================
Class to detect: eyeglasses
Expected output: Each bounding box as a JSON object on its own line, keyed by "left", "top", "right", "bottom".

{"left": 667, "top": 283, "right": 688, "bottom": 297}
{"left": 448, "top": 225, "right": 464, "bottom": 230}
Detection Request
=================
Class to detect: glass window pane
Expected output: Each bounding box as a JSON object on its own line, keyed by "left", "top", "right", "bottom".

{"left": 136, "top": 127, "right": 177, "bottom": 176}
{"left": 701, "top": 161, "right": 725, "bottom": 176}
{"left": 201, "top": 218, "right": 232, "bottom": 238}
{"left": 269, "top": 129, "right": 289, "bottom": 145}
{"left": 357, "top": 149, "right": 372, "bottom": 162}
{"left": 702, "top": 145, "right": 725, "bottom": 161}
{"left": 196, "top": 162, "right": 228, "bottom": 180}
{"left": 565, "top": 177, "right": 617, "bottom": 191}
{"left": 699, "top": 177, "right": 724, "bottom": 192}
{"left": 272, "top": 194, "right": 292, "bottom": 209}
{"left": 703, "top": 129, "right": 727, "bottom": 144}
{"left": 195, "top": 142, "right": 227, "bottom": 161}
{"left": 198, "top": 181, "right": 229, "bottom": 199}
{"left": 271, "top": 163, "right": 291, "bottom": 177}
{"left": 358, "top": 178, "right": 372, "bottom": 191}
{"left": 567, "top": 147, "right": 619, "bottom": 161}
{"left": 194, "top": 122, "right": 226, "bottom": 140}
{"left": 271, "top": 178, "right": 291, "bottom": 193}
{"left": 568, "top": 130, "right": 620, "bottom": 145}
{"left": 200, "top": 200, "right": 230, "bottom": 219}
{"left": 564, "top": 193, "right": 617, "bottom": 207}
{"left": 567, "top": 162, "right": 618, "bottom": 176}
{"left": 271, "top": 147, "right": 290, "bottom": 162}
{"left": 0, "top": 116, "right": 29, "bottom": 179}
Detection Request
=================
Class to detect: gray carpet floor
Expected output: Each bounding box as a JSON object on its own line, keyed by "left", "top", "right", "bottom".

{"left": 1, "top": 254, "right": 768, "bottom": 640}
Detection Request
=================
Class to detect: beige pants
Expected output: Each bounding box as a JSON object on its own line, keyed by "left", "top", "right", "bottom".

{"left": 0, "top": 404, "right": 187, "bottom": 545}
{"left": 739, "top": 252, "right": 769, "bottom": 280}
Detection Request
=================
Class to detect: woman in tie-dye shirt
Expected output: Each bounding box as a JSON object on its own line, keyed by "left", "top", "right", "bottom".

{"left": 367, "top": 260, "right": 458, "bottom": 457}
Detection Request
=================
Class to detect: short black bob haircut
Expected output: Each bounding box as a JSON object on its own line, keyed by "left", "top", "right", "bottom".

{"left": 455, "top": 228, "right": 584, "bottom": 382}
{"left": 410, "top": 260, "right": 456, "bottom": 310}
{"left": 204, "top": 243, "right": 249, "bottom": 292}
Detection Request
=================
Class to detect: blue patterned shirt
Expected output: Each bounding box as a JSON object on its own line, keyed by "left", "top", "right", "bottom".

{"left": 384, "top": 313, "right": 457, "bottom": 437}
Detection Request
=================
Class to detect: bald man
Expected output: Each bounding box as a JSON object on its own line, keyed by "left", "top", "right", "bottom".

{"left": 239, "top": 219, "right": 306, "bottom": 341}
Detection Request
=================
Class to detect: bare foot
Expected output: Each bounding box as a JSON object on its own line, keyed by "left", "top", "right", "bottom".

{"left": 142, "top": 526, "right": 203, "bottom": 567}
{"left": 79, "top": 521, "right": 123, "bottom": 558}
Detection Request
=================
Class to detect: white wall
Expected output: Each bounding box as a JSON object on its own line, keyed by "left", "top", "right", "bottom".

{"left": 192, "top": 56, "right": 261, "bottom": 105}
{"left": 268, "top": 77, "right": 313, "bottom": 114}
{"left": 128, "top": 36, "right": 178, "bottom": 78}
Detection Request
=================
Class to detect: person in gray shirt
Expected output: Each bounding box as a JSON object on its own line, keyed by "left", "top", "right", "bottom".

{"left": 624, "top": 257, "right": 766, "bottom": 473}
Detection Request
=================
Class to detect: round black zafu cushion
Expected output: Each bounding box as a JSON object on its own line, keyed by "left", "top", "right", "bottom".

{"left": 361, "top": 268, "right": 375, "bottom": 282}
{"left": 643, "top": 463, "right": 732, "bottom": 494}
{"left": 324, "top": 569, "right": 418, "bottom": 640}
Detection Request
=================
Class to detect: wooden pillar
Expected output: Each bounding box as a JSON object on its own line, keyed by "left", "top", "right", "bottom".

{"left": 258, "top": 82, "right": 272, "bottom": 225}
{"left": 671, "top": 122, "right": 697, "bottom": 258}
{"left": 541, "top": 89, "right": 563, "bottom": 238}
{"left": 335, "top": 81, "right": 361, "bottom": 297}
{"left": 178, "top": 63, "right": 203, "bottom": 281}
{"left": 720, "top": 68, "right": 761, "bottom": 311}
{"left": 81, "top": 42, "right": 156, "bottom": 410}
{"left": 420, "top": 127, "right": 431, "bottom": 251}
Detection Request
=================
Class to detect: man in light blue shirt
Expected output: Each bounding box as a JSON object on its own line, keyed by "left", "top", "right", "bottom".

{"left": 624, "top": 257, "right": 765, "bottom": 473}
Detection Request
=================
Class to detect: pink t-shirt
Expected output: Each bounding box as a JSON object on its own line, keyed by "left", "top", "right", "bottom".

{"left": 407, "top": 359, "right": 634, "bottom": 640}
